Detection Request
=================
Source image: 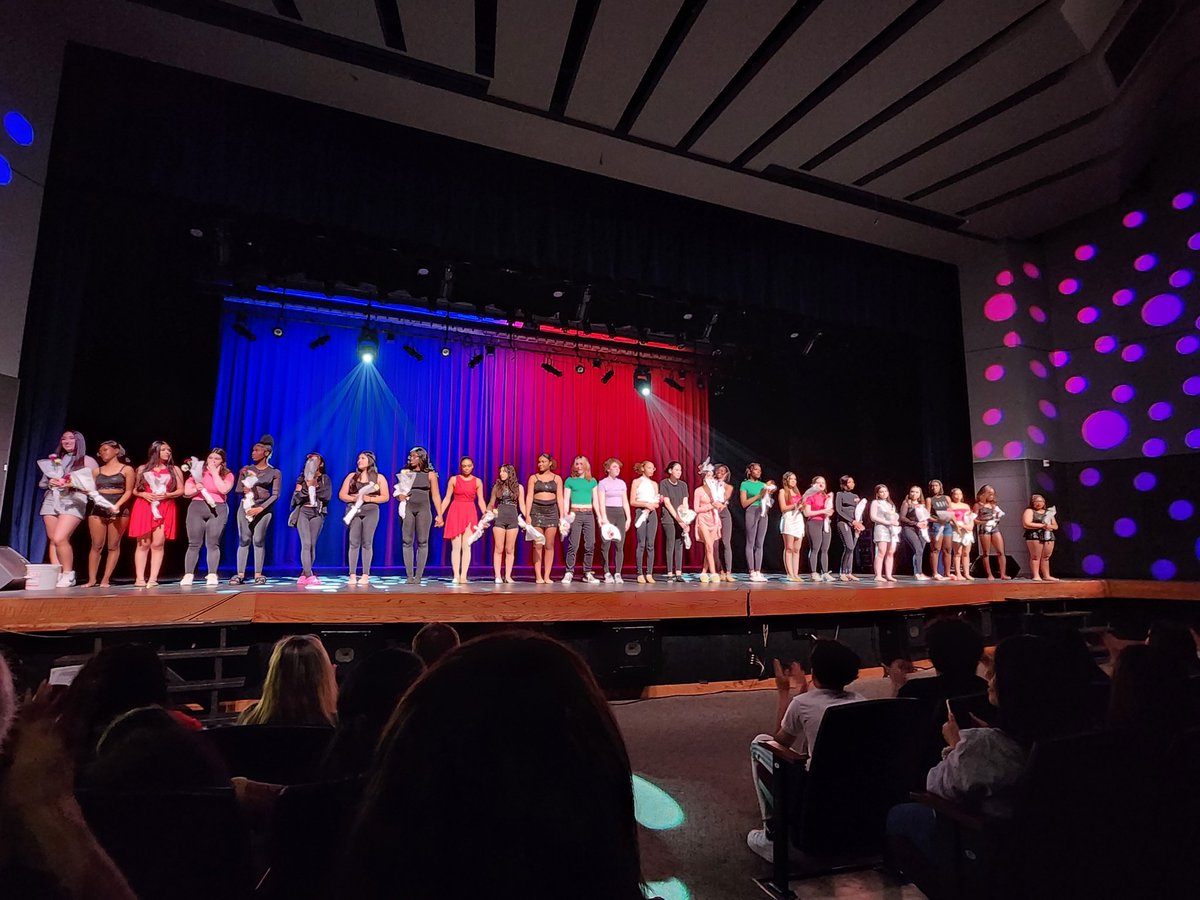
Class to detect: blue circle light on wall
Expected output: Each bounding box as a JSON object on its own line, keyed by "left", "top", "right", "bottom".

{"left": 3, "top": 111, "right": 34, "bottom": 146}
{"left": 0, "top": 154, "right": 11, "bottom": 186}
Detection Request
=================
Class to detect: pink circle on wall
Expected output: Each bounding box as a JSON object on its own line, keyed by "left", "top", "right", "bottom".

{"left": 995, "top": 270, "right": 1014, "bottom": 286}
{"left": 1077, "top": 307, "right": 1099, "bottom": 325}
{"left": 1022, "top": 262, "right": 1040, "bottom": 279}
{"left": 1074, "top": 244, "right": 1096, "bottom": 261}
{"left": 1002, "top": 441, "right": 1023, "bottom": 459}
{"left": 1058, "top": 278, "right": 1079, "bottom": 295}
{"left": 983, "top": 293, "right": 1017, "bottom": 322}
{"left": 1094, "top": 335, "right": 1116, "bottom": 353}
{"left": 1003, "top": 331, "right": 1022, "bottom": 347}
{"left": 1112, "top": 289, "right": 1134, "bottom": 306}
{"left": 973, "top": 440, "right": 993, "bottom": 459}
{"left": 982, "top": 408, "right": 1003, "bottom": 426}
{"left": 984, "top": 364, "right": 1004, "bottom": 382}
{"left": 1029, "top": 360, "right": 1048, "bottom": 378}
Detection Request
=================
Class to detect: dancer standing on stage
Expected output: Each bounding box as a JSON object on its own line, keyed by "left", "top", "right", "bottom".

{"left": 397, "top": 447, "right": 443, "bottom": 585}
{"left": 740, "top": 463, "right": 771, "bottom": 583}
{"left": 870, "top": 484, "right": 900, "bottom": 582}
{"left": 340, "top": 451, "right": 389, "bottom": 586}
{"left": 38, "top": 430, "right": 98, "bottom": 588}
{"left": 948, "top": 488, "right": 974, "bottom": 581}
{"left": 834, "top": 475, "right": 864, "bottom": 583}
{"left": 181, "top": 448, "right": 235, "bottom": 586}
{"left": 597, "top": 459, "right": 631, "bottom": 583}
{"left": 232, "top": 435, "right": 281, "bottom": 586}
{"left": 973, "top": 484, "right": 1010, "bottom": 581}
{"left": 659, "top": 461, "right": 690, "bottom": 582}
{"left": 129, "top": 440, "right": 184, "bottom": 588}
{"left": 440, "top": 456, "right": 488, "bottom": 585}
{"left": 524, "top": 453, "right": 563, "bottom": 584}
{"left": 710, "top": 464, "right": 735, "bottom": 583}
{"left": 898, "top": 485, "right": 930, "bottom": 581}
{"left": 926, "top": 479, "right": 952, "bottom": 580}
{"left": 693, "top": 468, "right": 723, "bottom": 583}
{"left": 488, "top": 464, "right": 523, "bottom": 584}
{"left": 803, "top": 475, "right": 834, "bottom": 583}
{"left": 630, "top": 461, "right": 660, "bottom": 583}
{"left": 1022, "top": 494, "right": 1058, "bottom": 582}
{"left": 561, "top": 455, "right": 599, "bottom": 585}
{"left": 291, "top": 453, "right": 332, "bottom": 585}
{"left": 84, "top": 440, "right": 133, "bottom": 588}
{"left": 778, "top": 472, "right": 804, "bottom": 583}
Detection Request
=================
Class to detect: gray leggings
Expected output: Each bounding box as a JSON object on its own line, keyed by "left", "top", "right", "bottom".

{"left": 601, "top": 507, "right": 627, "bottom": 575}
{"left": 718, "top": 506, "right": 733, "bottom": 572}
{"left": 635, "top": 513, "right": 657, "bottom": 576}
{"left": 901, "top": 527, "right": 927, "bottom": 577}
{"left": 836, "top": 520, "right": 858, "bottom": 575}
{"left": 661, "top": 514, "right": 684, "bottom": 573}
{"left": 185, "top": 501, "right": 228, "bottom": 575}
{"left": 236, "top": 507, "right": 273, "bottom": 575}
{"left": 402, "top": 500, "right": 432, "bottom": 579}
{"left": 806, "top": 518, "right": 831, "bottom": 574}
{"left": 347, "top": 503, "right": 380, "bottom": 575}
{"left": 744, "top": 506, "right": 768, "bottom": 570}
{"left": 296, "top": 509, "right": 326, "bottom": 576}
{"left": 566, "top": 510, "right": 596, "bottom": 571}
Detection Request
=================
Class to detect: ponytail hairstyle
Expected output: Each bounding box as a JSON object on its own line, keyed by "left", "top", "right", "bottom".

{"left": 665, "top": 460, "right": 683, "bottom": 480}
{"left": 745, "top": 461, "right": 762, "bottom": 480}
{"left": 255, "top": 434, "right": 275, "bottom": 458}
{"left": 98, "top": 440, "right": 128, "bottom": 465}
{"left": 536, "top": 452, "right": 556, "bottom": 473}
{"left": 632, "top": 460, "right": 654, "bottom": 477}
{"left": 838, "top": 475, "right": 854, "bottom": 490}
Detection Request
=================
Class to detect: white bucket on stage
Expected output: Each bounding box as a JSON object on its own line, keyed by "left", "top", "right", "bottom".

{"left": 25, "top": 564, "right": 61, "bottom": 591}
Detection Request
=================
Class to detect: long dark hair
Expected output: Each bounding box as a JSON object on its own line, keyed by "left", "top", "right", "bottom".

{"left": 140, "top": 441, "right": 177, "bottom": 490}
{"left": 493, "top": 464, "right": 518, "bottom": 500}
{"left": 355, "top": 450, "right": 379, "bottom": 482}
{"left": 407, "top": 447, "right": 434, "bottom": 473}
{"left": 350, "top": 632, "right": 643, "bottom": 900}
{"left": 56, "top": 431, "right": 88, "bottom": 471}
{"left": 205, "top": 448, "right": 230, "bottom": 479}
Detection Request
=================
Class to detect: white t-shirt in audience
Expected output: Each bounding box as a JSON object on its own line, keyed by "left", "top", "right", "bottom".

{"left": 926, "top": 727, "right": 1027, "bottom": 818}
{"left": 781, "top": 687, "right": 866, "bottom": 765}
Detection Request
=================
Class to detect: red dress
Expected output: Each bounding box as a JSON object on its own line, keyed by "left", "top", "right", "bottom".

{"left": 129, "top": 465, "right": 179, "bottom": 540}
{"left": 443, "top": 475, "right": 479, "bottom": 540}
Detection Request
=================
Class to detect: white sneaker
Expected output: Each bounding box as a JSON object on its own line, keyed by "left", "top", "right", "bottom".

{"left": 180, "top": 574, "right": 194, "bottom": 586}
{"left": 614, "top": 574, "right": 624, "bottom": 584}
{"left": 495, "top": 577, "right": 503, "bottom": 584}
{"left": 823, "top": 572, "right": 836, "bottom": 582}
{"left": 584, "top": 572, "right": 599, "bottom": 584}
{"left": 205, "top": 574, "right": 219, "bottom": 586}
{"left": 746, "top": 827, "right": 774, "bottom": 862}
{"left": 604, "top": 573, "right": 614, "bottom": 584}
{"left": 561, "top": 572, "right": 573, "bottom": 584}
{"left": 56, "top": 571, "right": 76, "bottom": 588}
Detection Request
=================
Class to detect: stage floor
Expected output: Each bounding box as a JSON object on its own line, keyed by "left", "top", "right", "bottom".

{"left": 1, "top": 575, "right": 1196, "bottom": 633}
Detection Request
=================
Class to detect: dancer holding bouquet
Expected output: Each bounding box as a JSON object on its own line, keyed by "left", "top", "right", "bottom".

{"left": 710, "top": 464, "right": 736, "bottom": 583}
{"left": 802, "top": 475, "right": 834, "bottom": 583}
{"left": 84, "top": 440, "right": 133, "bottom": 587}
{"left": 597, "top": 458, "right": 630, "bottom": 583}
{"left": 397, "top": 447, "right": 443, "bottom": 584}
{"left": 487, "top": 464, "right": 523, "bottom": 584}
{"left": 740, "top": 463, "right": 772, "bottom": 583}
{"left": 659, "top": 461, "right": 690, "bottom": 582}
{"left": 340, "top": 451, "right": 389, "bottom": 586}
{"left": 834, "top": 475, "right": 864, "bottom": 582}
{"left": 693, "top": 467, "right": 723, "bottom": 583}
{"left": 948, "top": 488, "right": 974, "bottom": 581}
{"left": 439, "top": 456, "right": 488, "bottom": 585}
{"left": 1022, "top": 494, "right": 1059, "bottom": 582}
{"left": 232, "top": 435, "right": 281, "bottom": 585}
{"left": 778, "top": 472, "right": 805, "bottom": 582}
{"left": 898, "top": 485, "right": 930, "bottom": 581}
{"left": 629, "top": 461, "right": 660, "bottom": 583}
{"left": 129, "top": 440, "right": 184, "bottom": 587}
{"left": 973, "top": 484, "right": 1010, "bottom": 581}
{"left": 38, "top": 430, "right": 98, "bottom": 587}
{"left": 870, "top": 484, "right": 900, "bottom": 582}
{"left": 561, "top": 455, "right": 599, "bottom": 585}
{"left": 181, "top": 448, "right": 235, "bottom": 586}
{"left": 290, "top": 453, "right": 332, "bottom": 585}
{"left": 523, "top": 452, "right": 563, "bottom": 584}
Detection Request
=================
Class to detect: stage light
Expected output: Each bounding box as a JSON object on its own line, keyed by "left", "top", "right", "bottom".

{"left": 683, "top": 312, "right": 693, "bottom": 321}
{"left": 664, "top": 377, "right": 683, "bottom": 393}
{"left": 701, "top": 312, "right": 718, "bottom": 341}
{"left": 358, "top": 325, "right": 379, "bottom": 364}
{"left": 634, "top": 367, "right": 651, "bottom": 397}
{"left": 575, "top": 363, "right": 586, "bottom": 374}
{"left": 789, "top": 331, "right": 800, "bottom": 339}
{"left": 188, "top": 227, "right": 204, "bottom": 238}
{"left": 417, "top": 267, "right": 430, "bottom": 276}
{"left": 553, "top": 289, "right": 564, "bottom": 298}
{"left": 592, "top": 358, "right": 601, "bottom": 368}
{"left": 309, "top": 334, "right": 330, "bottom": 350}
{"left": 232, "top": 316, "right": 256, "bottom": 341}
{"left": 576, "top": 287, "right": 591, "bottom": 323}
{"left": 440, "top": 346, "right": 451, "bottom": 358}
{"left": 272, "top": 325, "right": 285, "bottom": 338}
{"left": 468, "top": 352, "right": 484, "bottom": 369}
{"left": 600, "top": 369, "right": 615, "bottom": 384}
{"left": 802, "top": 332, "right": 823, "bottom": 356}
{"left": 541, "top": 360, "right": 563, "bottom": 377}
{"left": 403, "top": 344, "right": 423, "bottom": 361}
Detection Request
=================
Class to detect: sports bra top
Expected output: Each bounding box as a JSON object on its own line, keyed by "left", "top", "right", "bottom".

{"left": 95, "top": 469, "right": 127, "bottom": 492}
{"left": 533, "top": 477, "right": 556, "bottom": 494}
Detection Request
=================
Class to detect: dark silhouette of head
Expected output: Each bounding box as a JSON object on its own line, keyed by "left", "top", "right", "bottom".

{"left": 925, "top": 618, "right": 985, "bottom": 680}
{"left": 810, "top": 640, "right": 861, "bottom": 692}
{"left": 412, "top": 622, "right": 461, "bottom": 668}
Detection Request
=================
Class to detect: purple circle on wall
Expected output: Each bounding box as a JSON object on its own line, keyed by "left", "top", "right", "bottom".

{"left": 1082, "top": 554, "right": 1105, "bottom": 575}
{"left": 1186, "top": 429, "right": 1200, "bottom": 450}
{"left": 1134, "top": 254, "right": 1157, "bottom": 272}
{"left": 1023, "top": 262, "right": 1041, "bottom": 279}
{"left": 1112, "top": 384, "right": 1135, "bottom": 403}
{"left": 1183, "top": 376, "right": 1200, "bottom": 396}
{"left": 982, "top": 408, "right": 1003, "bottom": 425}
{"left": 1148, "top": 401, "right": 1172, "bottom": 421}
{"left": 1049, "top": 350, "right": 1070, "bottom": 367}
{"left": 1038, "top": 399, "right": 1057, "bottom": 418}
{"left": 995, "top": 270, "right": 1014, "bottom": 286}
{"left": 1077, "top": 307, "right": 1099, "bottom": 325}
{"left": 1169, "top": 269, "right": 1193, "bottom": 288}
{"left": 1075, "top": 244, "right": 1096, "bottom": 261}
{"left": 1029, "top": 305, "right": 1047, "bottom": 322}
{"left": 973, "top": 440, "right": 992, "bottom": 458}
{"left": 1189, "top": 232, "right": 1200, "bottom": 251}
{"left": 1114, "top": 518, "right": 1137, "bottom": 538}
{"left": 984, "top": 364, "right": 1005, "bottom": 382}
{"left": 1123, "top": 210, "right": 1146, "bottom": 228}
{"left": 1133, "top": 472, "right": 1156, "bottom": 491}
{"left": 1094, "top": 335, "right": 1117, "bottom": 353}
{"left": 1066, "top": 522, "right": 1083, "bottom": 542}
{"left": 1029, "top": 360, "right": 1048, "bottom": 378}
{"left": 984, "top": 292, "right": 1017, "bottom": 322}
{"left": 1169, "top": 500, "right": 1194, "bottom": 521}
{"left": 1002, "top": 441, "right": 1023, "bottom": 459}
{"left": 1151, "top": 559, "right": 1176, "bottom": 581}
{"left": 1058, "top": 278, "right": 1079, "bottom": 295}
{"left": 1177, "top": 336, "right": 1199, "bottom": 355}
{"left": 1142, "top": 438, "right": 1167, "bottom": 457}
{"left": 1065, "top": 376, "right": 1088, "bottom": 394}
{"left": 1003, "top": 331, "right": 1022, "bottom": 347}
{"left": 1079, "top": 467, "right": 1101, "bottom": 487}
{"left": 1112, "top": 288, "right": 1135, "bottom": 306}
{"left": 1173, "top": 192, "right": 1195, "bottom": 210}
{"left": 1027, "top": 425, "right": 1046, "bottom": 445}
{"left": 1081, "top": 410, "right": 1129, "bottom": 450}
{"left": 1141, "top": 294, "right": 1183, "bottom": 327}
{"left": 1121, "top": 344, "right": 1144, "bottom": 363}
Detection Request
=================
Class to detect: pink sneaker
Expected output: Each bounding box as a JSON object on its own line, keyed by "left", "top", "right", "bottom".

{"left": 309, "top": 575, "right": 321, "bottom": 585}
{"left": 297, "top": 575, "right": 310, "bottom": 585}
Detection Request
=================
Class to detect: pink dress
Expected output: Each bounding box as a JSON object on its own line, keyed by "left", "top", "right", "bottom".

{"left": 693, "top": 487, "right": 720, "bottom": 539}
{"left": 443, "top": 475, "right": 480, "bottom": 540}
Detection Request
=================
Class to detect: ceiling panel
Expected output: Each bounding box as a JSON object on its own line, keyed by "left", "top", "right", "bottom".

{"left": 628, "top": 0, "right": 792, "bottom": 145}
{"left": 397, "top": 0, "right": 476, "bottom": 73}
{"left": 748, "top": 0, "right": 1044, "bottom": 172}
{"left": 565, "top": 0, "right": 683, "bottom": 128}
{"left": 489, "top": 0, "right": 577, "bottom": 109}
{"left": 688, "top": 0, "right": 910, "bottom": 163}
{"left": 295, "top": 0, "right": 386, "bottom": 46}
{"left": 222, "top": 0, "right": 282, "bottom": 14}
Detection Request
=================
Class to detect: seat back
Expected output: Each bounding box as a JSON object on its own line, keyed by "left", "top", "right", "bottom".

{"left": 77, "top": 787, "right": 253, "bottom": 900}
{"left": 798, "top": 699, "right": 926, "bottom": 856}
{"left": 205, "top": 725, "right": 333, "bottom": 784}
{"left": 263, "top": 777, "right": 366, "bottom": 900}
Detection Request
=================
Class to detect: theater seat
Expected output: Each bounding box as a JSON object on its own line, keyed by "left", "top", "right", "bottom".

{"left": 260, "top": 776, "right": 366, "bottom": 900}
{"left": 205, "top": 725, "right": 333, "bottom": 784}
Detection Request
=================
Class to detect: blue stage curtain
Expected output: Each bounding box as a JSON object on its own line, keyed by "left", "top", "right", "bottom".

{"left": 210, "top": 307, "right": 710, "bottom": 573}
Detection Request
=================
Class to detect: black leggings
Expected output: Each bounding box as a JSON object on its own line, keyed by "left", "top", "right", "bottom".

{"left": 836, "top": 521, "right": 858, "bottom": 575}
{"left": 901, "top": 527, "right": 927, "bottom": 577}
{"left": 718, "top": 506, "right": 733, "bottom": 573}
{"left": 601, "top": 507, "right": 627, "bottom": 576}
{"left": 635, "top": 514, "right": 657, "bottom": 575}
{"left": 185, "top": 501, "right": 228, "bottom": 575}
{"left": 402, "top": 500, "right": 432, "bottom": 579}
{"left": 661, "top": 514, "right": 683, "bottom": 572}
{"left": 296, "top": 509, "right": 326, "bottom": 577}
{"left": 347, "top": 503, "right": 380, "bottom": 575}
{"left": 236, "top": 507, "right": 273, "bottom": 575}
{"left": 806, "top": 518, "right": 830, "bottom": 574}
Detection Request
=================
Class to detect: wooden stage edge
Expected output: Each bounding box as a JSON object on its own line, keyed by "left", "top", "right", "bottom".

{"left": 0, "top": 578, "right": 1197, "bottom": 634}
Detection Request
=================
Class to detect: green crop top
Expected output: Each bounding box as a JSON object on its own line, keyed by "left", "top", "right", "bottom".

{"left": 563, "top": 476, "right": 597, "bottom": 506}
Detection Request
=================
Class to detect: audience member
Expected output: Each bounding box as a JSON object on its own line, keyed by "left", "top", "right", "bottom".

{"left": 347, "top": 631, "right": 645, "bottom": 900}
{"left": 897, "top": 617, "right": 986, "bottom": 702}
{"left": 0, "top": 652, "right": 14, "bottom": 747}
{"left": 1108, "top": 643, "right": 1189, "bottom": 733}
{"left": 1147, "top": 620, "right": 1200, "bottom": 677}
{"left": 322, "top": 648, "right": 425, "bottom": 779}
{"left": 747, "top": 639, "right": 865, "bottom": 860}
{"left": 411, "top": 622, "right": 461, "bottom": 668}
{"left": 239, "top": 634, "right": 337, "bottom": 726}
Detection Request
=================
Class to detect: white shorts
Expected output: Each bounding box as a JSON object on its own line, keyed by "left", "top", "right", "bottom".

{"left": 780, "top": 511, "right": 804, "bottom": 538}
{"left": 40, "top": 490, "right": 87, "bottom": 519}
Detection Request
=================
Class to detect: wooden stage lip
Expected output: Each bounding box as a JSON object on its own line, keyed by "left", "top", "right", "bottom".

{"left": 0, "top": 578, "right": 1196, "bottom": 633}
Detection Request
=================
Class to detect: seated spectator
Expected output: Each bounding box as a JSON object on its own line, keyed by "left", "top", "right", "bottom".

{"left": 322, "top": 648, "right": 425, "bottom": 779}
{"left": 1108, "top": 643, "right": 1189, "bottom": 734}
{"left": 238, "top": 634, "right": 337, "bottom": 727}
{"left": 412, "top": 622, "right": 460, "bottom": 668}
{"left": 1147, "top": 620, "right": 1200, "bottom": 677}
{"left": 897, "top": 617, "right": 986, "bottom": 702}
{"left": 347, "top": 631, "right": 645, "bottom": 900}
{"left": 746, "top": 639, "right": 865, "bottom": 860}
